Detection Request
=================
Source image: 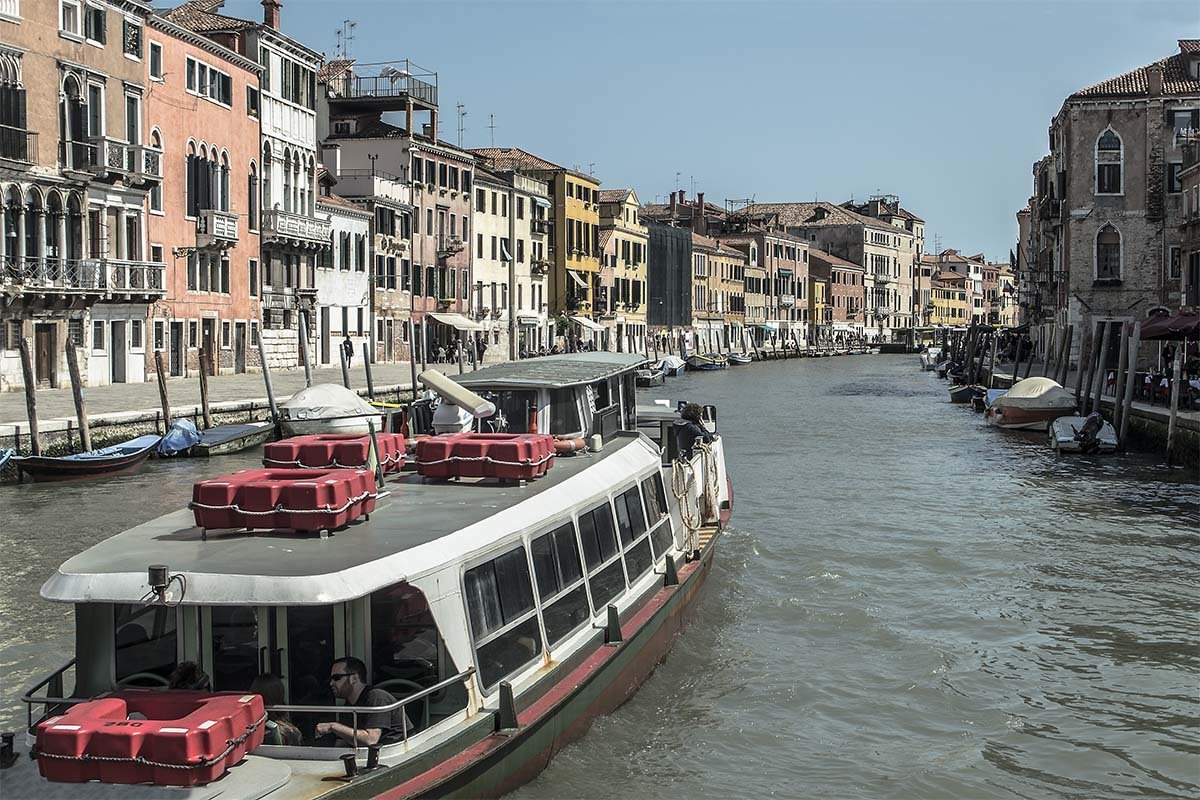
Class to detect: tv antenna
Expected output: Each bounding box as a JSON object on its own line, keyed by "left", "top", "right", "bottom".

{"left": 488, "top": 114, "right": 496, "bottom": 147}
{"left": 588, "top": 162, "right": 596, "bottom": 175}
{"left": 675, "top": 172, "right": 681, "bottom": 191}
{"left": 456, "top": 103, "right": 466, "bottom": 148}
{"left": 334, "top": 19, "right": 356, "bottom": 59}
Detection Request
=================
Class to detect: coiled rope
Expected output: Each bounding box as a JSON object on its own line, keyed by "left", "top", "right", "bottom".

{"left": 189, "top": 490, "right": 377, "bottom": 516}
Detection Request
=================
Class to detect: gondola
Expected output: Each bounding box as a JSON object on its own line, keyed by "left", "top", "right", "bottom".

{"left": 10, "top": 435, "right": 160, "bottom": 482}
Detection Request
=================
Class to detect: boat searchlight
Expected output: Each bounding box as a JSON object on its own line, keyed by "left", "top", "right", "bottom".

{"left": 145, "top": 564, "right": 185, "bottom": 606}
{"left": 419, "top": 370, "right": 496, "bottom": 434}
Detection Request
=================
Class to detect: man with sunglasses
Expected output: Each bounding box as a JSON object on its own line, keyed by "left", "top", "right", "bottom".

{"left": 315, "top": 656, "right": 410, "bottom": 746}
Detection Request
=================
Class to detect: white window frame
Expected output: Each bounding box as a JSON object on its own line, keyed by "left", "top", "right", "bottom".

{"left": 220, "top": 320, "right": 231, "bottom": 350}
{"left": 91, "top": 319, "right": 106, "bottom": 354}
{"left": 121, "top": 15, "right": 142, "bottom": 61}
{"left": 129, "top": 319, "right": 144, "bottom": 352}
{"left": 184, "top": 55, "right": 232, "bottom": 108}
{"left": 1094, "top": 127, "right": 1124, "bottom": 197}
{"left": 148, "top": 40, "right": 163, "bottom": 81}
{"left": 82, "top": 1, "right": 104, "bottom": 48}
{"left": 0, "top": 0, "right": 20, "bottom": 23}
{"left": 153, "top": 319, "right": 166, "bottom": 352}
{"left": 60, "top": 0, "right": 82, "bottom": 38}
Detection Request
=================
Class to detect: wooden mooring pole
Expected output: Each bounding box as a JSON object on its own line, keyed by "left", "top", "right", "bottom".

{"left": 198, "top": 348, "right": 213, "bottom": 429}
{"left": 362, "top": 342, "right": 375, "bottom": 399}
{"left": 17, "top": 336, "right": 39, "bottom": 455}
{"left": 298, "top": 313, "right": 313, "bottom": 388}
{"left": 1057, "top": 324, "right": 1073, "bottom": 386}
{"left": 154, "top": 350, "right": 172, "bottom": 432}
{"left": 1112, "top": 322, "right": 1130, "bottom": 434}
{"left": 340, "top": 344, "right": 352, "bottom": 389}
{"left": 1166, "top": 352, "right": 1183, "bottom": 465}
{"left": 65, "top": 340, "right": 91, "bottom": 452}
{"left": 257, "top": 332, "right": 279, "bottom": 425}
{"left": 1118, "top": 321, "right": 1140, "bottom": 452}
{"left": 1091, "top": 321, "right": 1112, "bottom": 415}
{"left": 1074, "top": 324, "right": 1093, "bottom": 405}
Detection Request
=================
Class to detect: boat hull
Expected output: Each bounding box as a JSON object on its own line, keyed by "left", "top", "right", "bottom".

{"left": 727, "top": 354, "right": 753, "bottom": 365}
{"left": 12, "top": 443, "right": 157, "bottom": 482}
{"left": 1049, "top": 416, "right": 1118, "bottom": 453}
{"left": 194, "top": 423, "right": 275, "bottom": 456}
{"left": 364, "top": 523, "right": 724, "bottom": 800}
{"left": 985, "top": 405, "right": 1074, "bottom": 431}
{"left": 948, "top": 384, "right": 983, "bottom": 404}
{"left": 279, "top": 416, "right": 375, "bottom": 437}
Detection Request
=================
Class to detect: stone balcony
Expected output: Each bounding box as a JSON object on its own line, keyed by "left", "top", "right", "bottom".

{"left": 261, "top": 208, "right": 332, "bottom": 249}
{"left": 1, "top": 257, "right": 164, "bottom": 299}
{"left": 196, "top": 209, "right": 239, "bottom": 249}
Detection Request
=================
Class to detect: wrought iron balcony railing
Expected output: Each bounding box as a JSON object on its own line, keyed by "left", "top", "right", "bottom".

{"left": 0, "top": 124, "right": 36, "bottom": 163}
{"left": 1, "top": 257, "right": 164, "bottom": 295}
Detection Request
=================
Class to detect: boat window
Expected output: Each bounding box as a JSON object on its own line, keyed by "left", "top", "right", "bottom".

{"left": 464, "top": 546, "right": 542, "bottom": 689}
{"left": 210, "top": 607, "right": 259, "bottom": 690}
{"left": 614, "top": 487, "right": 647, "bottom": 547}
{"left": 588, "top": 560, "right": 626, "bottom": 610}
{"left": 643, "top": 474, "right": 674, "bottom": 558}
{"left": 549, "top": 388, "right": 581, "bottom": 435}
{"left": 370, "top": 583, "right": 468, "bottom": 724}
{"left": 285, "top": 605, "right": 336, "bottom": 707}
{"left": 531, "top": 523, "right": 584, "bottom": 600}
{"left": 479, "top": 390, "right": 536, "bottom": 434}
{"left": 114, "top": 604, "right": 177, "bottom": 684}
{"left": 578, "top": 502, "right": 618, "bottom": 570}
{"left": 624, "top": 538, "right": 654, "bottom": 581}
{"left": 621, "top": 373, "right": 637, "bottom": 428}
{"left": 531, "top": 522, "right": 590, "bottom": 645}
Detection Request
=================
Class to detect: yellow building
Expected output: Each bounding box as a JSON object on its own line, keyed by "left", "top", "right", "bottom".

{"left": 470, "top": 148, "right": 602, "bottom": 344}
{"left": 930, "top": 270, "right": 969, "bottom": 326}
{"left": 599, "top": 189, "right": 648, "bottom": 353}
{"left": 808, "top": 276, "right": 830, "bottom": 347}
{"left": 712, "top": 243, "right": 747, "bottom": 350}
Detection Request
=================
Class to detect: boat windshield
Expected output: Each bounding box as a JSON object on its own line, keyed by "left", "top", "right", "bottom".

{"left": 114, "top": 603, "right": 177, "bottom": 686}
{"left": 477, "top": 390, "right": 537, "bottom": 434}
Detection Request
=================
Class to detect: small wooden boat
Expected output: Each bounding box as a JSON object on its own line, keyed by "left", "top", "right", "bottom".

{"left": 687, "top": 353, "right": 727, "bottom": 371}
{"left": 727, "top": 352, "right": 753, "bottom": 365}
{"left": 1049, "top": 413, "right": 1118, "bottom": 454}
{"left": 984, "top": 377, "right": 1077, "bottom": 431}
{"left": 194, "top": 421, "right": 275, "bottom": 456}
{"left": 948, "top": 383, "right": 985, "bottom": 404}
{"left": 654, "top": 355, "right": 686, "bottom": 376}
{"left": 634, "top": 367, "right": 666, "bottom": 387}
{"left": 10, "top": 434, "right": 160, "bottom": 482}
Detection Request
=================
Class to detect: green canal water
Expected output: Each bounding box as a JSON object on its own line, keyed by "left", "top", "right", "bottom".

{"left": 1, "top": 354, "right": 1197, "bottom": 798}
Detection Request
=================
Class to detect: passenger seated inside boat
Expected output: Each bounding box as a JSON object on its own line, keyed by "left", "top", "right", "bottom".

{"left": 673, "top": 403, "right": 715, "bottom": 460}
{"left": 316, "top": 656, "right": 410, "bottom": 746}
{"left": 250, "top": 674, "right": 303, "bottom": 746}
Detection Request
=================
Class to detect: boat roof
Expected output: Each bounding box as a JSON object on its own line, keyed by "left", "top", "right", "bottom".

{"left": 41, "top": 434, "right": 659, "bottom": 607}
{"left": 452, "top": 352, "right": 647, "bottom": 390}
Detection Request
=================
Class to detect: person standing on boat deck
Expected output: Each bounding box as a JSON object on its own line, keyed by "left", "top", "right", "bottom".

{"left": 674, "top": 403, "right": 715, "bottom": 460}
{"left": 316, "top": 656, "right": 410, "bottom": 746}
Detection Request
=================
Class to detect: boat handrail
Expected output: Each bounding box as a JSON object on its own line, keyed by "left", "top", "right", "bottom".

{"left": 21, "top": 657, "right": 83, "bottom": 728}
{"left": 264, "top": 666, "right": 477, "bottom": 756}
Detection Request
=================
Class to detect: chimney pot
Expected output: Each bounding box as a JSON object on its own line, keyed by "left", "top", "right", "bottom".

{"left": 262, "top": 0, "right": 281, "bottom": 30}
{"left": 678, "top": 190, "right": 686, "bottom": 205}
{"left": 1147, "top": 64, "right": 1163, "bottom": 97}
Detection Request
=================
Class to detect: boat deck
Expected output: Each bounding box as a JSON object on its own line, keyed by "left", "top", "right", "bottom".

{"left": 42, "top": 434, "right": 657, "bottom": 605}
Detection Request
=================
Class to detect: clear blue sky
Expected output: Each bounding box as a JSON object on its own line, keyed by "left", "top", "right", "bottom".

{"left": 225, "top": 0, "right": 1196, "bottom": 261}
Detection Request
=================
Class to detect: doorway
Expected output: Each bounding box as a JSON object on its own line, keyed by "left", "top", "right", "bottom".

{"left": 110, "top": 320, "right": 127, "bottom": 383}
{"left": 234, "top": 323, "right": 247, "bottom": 373}
{"left": 34, "top": 323, "right": 55, "bottom": 386}
{"left": 169, "top": 321, "right": 184, "bottom": 376}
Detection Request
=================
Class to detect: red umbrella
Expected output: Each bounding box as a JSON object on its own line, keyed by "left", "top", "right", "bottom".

{"left": 1140, "top": 313, "right": 1200, "bottom": 341}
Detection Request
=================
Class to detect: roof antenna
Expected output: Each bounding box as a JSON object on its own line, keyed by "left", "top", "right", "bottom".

{"left": 456, "top": 103, "right": 467, "bottom": 148}
{"left": 488, "top": 114, "right": 496, "bottom": 147}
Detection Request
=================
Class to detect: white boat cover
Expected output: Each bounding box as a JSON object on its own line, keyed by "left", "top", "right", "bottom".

{"left": 992, "top": 377, "right": 1077, "bottom": 410}
{"left": 280, "top": 383, "right": 377, "bottom": 421}
{"left": 655, "top": 355, "right": 685, "bottom": 371}
{"left": 1050, "top": 415, "right": 1119, "bottom": 452}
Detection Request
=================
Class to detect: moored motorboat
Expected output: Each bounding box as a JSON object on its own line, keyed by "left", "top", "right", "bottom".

{"left": 1049, "top": 413, "right": 1118, "bottom": 453}
{"left": 726, "top": 352, "right": 753, "bottom": 365}
{"left": 948, "top": 383, "right": 985, "bottom": 404}
{"left": 635, "top": 367, "right": 666, "bottom": 386}
{"left": 278, "top": 383, "right": 382, "bottom": 435}
{"left": 11, "top": 354, "right": 732, "bottom": 800}
{"left": 193, "top": 421, "right": 275, "bottom": 456}
{"left": 984, "top": 376, "right": 1078, "bottom": 430}
{"left": 654, "top": 355, "right": 686, "bottom": 377}
{"left": 9, "top": 435, "right": 160, "bottom": 482}
{"left": 686, "top": 353, "right": 727, "bottom": 371}
{"left": 919, "top": 347, "right": 943, "bottom": 370}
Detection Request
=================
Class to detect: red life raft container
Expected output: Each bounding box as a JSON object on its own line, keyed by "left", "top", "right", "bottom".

{"left": 415, "top": 433, "right": 555, "bottom": 480}
{"left": 36, "top": 690, "right": 266, "bottom": 787}
{"left": 262, "top": 432, "right": 406, "bottom": 473}
{"left": 190, "top": 468, "right": 377, "bottom": 532}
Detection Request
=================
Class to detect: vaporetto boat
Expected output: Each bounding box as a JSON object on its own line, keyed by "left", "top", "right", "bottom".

{"left": 6, "top": 353, "right": 732, "bottom": 800}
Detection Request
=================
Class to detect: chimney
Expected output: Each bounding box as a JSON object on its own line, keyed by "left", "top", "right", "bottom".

{"left": 1147, "top": 63, "right": 1163, "bottom": 97}
{"left": 670, "top": 191, "right": 678, "bottom": 218}
{"left": 678, "top": 190, "right": 686, "bottom": 205}
{"left": 693, "top": 192, "right": 706, "bottom": 235}
{"left": 262, "top": 0, "right": 281, "bottom": 30}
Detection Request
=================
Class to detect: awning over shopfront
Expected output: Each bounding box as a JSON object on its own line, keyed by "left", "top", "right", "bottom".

{"left": 571, "top": 315, "right": 605, "bottom": 332}
{"left": 533, "top": 196, "right": 551, "bottom": 209}
{"left": 429, "top": 312, "right": 484, "bottom": 331}
{"left": 567, "top": 270, "right": 589, "bottom": 289}
{"left": 517, "top": 313, "right": 542, "bottom": 326}
{"left": 755, "top": 322, "right": 779, "bottom": 331}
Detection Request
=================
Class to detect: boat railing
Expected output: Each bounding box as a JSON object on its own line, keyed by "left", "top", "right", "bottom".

{"left": 20, "top": 657, "right": 85, "bottom": 728}
{"left": 264, "top": 666, "right": 476, "bottom": 757}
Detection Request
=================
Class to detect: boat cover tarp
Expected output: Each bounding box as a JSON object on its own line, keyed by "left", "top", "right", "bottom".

{"left": 654, "top": 355, "right": 685, "bottom": 372}
{"left": 994, "top": 377, "right": 1076, "bottom": 410}
{"left": 1139, "top": 313, "right": 1200, "bottom": 341}
{"left": 159, "top": 419, "right": 202, "bottom": 455}
{"left": 281, "top": 383, "right": 377, "bottom": 422}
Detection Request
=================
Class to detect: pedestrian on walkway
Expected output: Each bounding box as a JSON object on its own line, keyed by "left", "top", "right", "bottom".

{"left": 342, "top": 335, "right": 354, "bottom": 368}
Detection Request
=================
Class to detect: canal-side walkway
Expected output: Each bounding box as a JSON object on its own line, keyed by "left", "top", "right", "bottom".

{"left": 0, "top": 360, "right": 460, "bottom": 445}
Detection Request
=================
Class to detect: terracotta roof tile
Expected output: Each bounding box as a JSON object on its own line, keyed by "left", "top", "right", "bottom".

{"left": 809, "top": 247, "right": 863, "bottom": 271}
{"left": 165, "top": 0, "right": 257, "bottom": 33}
{"left": 598, "top": 189, "right": 631, "bottom": 204}
{"left": 741, "top": 201, "right": 896, "bottom": 232}
{"left": 1178, "top": 39, "right": 1200, "bottom": 55}
{"left": 318, "top": 59, "right": 354, "bottom": 84}
{"left": 470, "top": 147, "right": 564, "bottom": 174}
{"left": 1070, "top": 49, "right": 1200, "bottom": 99}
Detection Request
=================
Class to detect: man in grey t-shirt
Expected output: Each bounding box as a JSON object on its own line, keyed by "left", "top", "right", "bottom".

{"left": 316, "top": 656, "right": 411, "bottom": 745}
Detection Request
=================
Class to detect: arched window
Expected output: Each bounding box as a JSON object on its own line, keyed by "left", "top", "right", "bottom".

{"left": 1096, "top": 129, "right": 1122, "bottom": 195}
{"left": 185, "top": 141, "right": 198, "bottom": 217}
{"left": 248, "top": 161, "right": 259, "bottom": 231}
{"left": 24, "top": 187, "right": 42, "bottom": 264}
{"left": 220, "top": 151, "right": 230, "bottom": 212}
{"left": 282, "top": 149, "right": 293, "bottom": 213}
{"left": 1096, "top": 224, "right": 1121, "bottom": 281}
{"left": 261, "top": 145, "right": 272, "bottom": 211}
{"left": 60, "top": 74, "right": 85, "bottom": 168}
{"left": 149, "top": 129, "right": 163, "bottom": 212}
{"left": 46, "top": 192, "right": 63, "bottom": 260}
